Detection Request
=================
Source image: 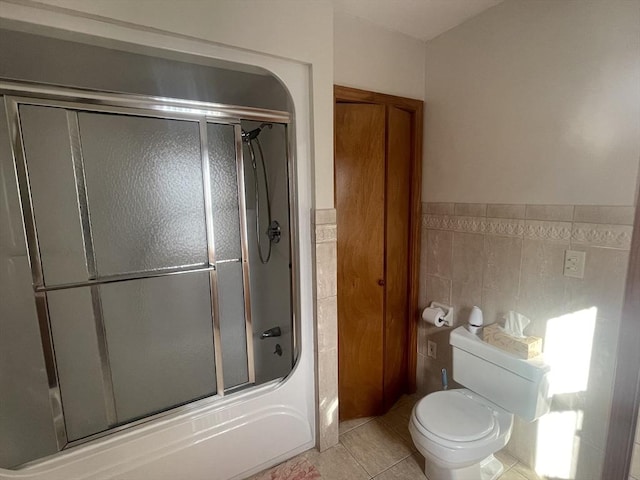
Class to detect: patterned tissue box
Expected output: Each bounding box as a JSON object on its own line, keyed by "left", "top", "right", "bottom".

{"left": 482, "top": 323, "right": 542, "bottom": 359}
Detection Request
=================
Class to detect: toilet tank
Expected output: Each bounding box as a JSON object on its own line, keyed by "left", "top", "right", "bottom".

{"left": 450, "top": 326, "right": 551, "bottom": 422}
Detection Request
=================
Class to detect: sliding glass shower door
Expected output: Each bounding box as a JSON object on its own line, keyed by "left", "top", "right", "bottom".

{"left": 0, "top": 85, "right": 294, "bottom": 467}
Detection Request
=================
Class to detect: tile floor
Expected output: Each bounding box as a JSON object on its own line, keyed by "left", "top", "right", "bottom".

{"left": 249, "top": 394, "right": 547, "bottom": 480}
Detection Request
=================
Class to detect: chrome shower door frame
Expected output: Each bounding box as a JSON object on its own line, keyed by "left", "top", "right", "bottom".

{"left": 1, "top": 79, "right": 293, "bottom": 452}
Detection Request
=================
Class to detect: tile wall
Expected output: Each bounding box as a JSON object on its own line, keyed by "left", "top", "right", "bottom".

{"left": 313, "top": 208, "right": 339, "bottom": 451}
{"left": 417, "top": 202, "right": 634, "bottom": 477}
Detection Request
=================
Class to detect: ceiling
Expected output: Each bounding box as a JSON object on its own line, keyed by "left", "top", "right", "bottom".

{"left": 332, "top": 0, "right": 503, "bottom": 42}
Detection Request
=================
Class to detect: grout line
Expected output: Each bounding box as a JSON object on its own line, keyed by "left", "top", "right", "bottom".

{"left": 338, "top": 416, "right": 375, "bottom": 436}
{"left": 338, "top": 431, "right": 368, "bottom": 473}
{"left": 515, "top": 226, "right": 525, "bottom": 313}
{"left": 336, "top": 439, "right": 373, "bottom": 479}
{"left": 370, "top": 452, "right": 414, "bottom": 479}
{"left": 480, "top": 233, "right": 487, "bottom": 312}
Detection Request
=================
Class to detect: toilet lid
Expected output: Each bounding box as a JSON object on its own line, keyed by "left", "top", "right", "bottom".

{"left": 414, "top": 391, "right": 496, "bottom": 442}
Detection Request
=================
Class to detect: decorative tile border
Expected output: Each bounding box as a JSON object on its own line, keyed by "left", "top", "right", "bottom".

{"left": 524, "top": 220, "right": 571, "bottom": 244}
{"left": 423, "top": 214, "right": 632, "bottom": 249}
{"left": 485, "top": 217, "right": 525, "bottom": 237}
{"left": 423, "top": 214, "right": 523, "bottom": 237}
{"left": 571, "top": 223, "right": 633, "bottom": 250}
{"left": 315, "top": 224, "right": 337, "bottom": 243}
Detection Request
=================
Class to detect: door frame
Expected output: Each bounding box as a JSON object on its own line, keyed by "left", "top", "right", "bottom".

{"left": 334, "top": 85, "right": 423, "bottom": 392}
{"left": 603, "top": 172, "right": 640, "bottom": 478}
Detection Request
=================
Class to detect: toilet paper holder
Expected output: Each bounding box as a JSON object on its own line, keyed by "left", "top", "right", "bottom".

{"left": 429, "top": 301, "right": 454, "bottom": 327}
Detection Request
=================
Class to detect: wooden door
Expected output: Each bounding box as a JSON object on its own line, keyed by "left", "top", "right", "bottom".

{"left": 383, "top": 107, "right": 413, "bottom": 410}
{"left": 335, "top": 103, "right": 386, "bottom": 419}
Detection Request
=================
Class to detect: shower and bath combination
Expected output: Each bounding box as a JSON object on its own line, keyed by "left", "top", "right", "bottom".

{"left": 242, "top": 122, "right": 281, "bottom": 264}
{"left": 0, "top": 78, "right": 296, "bottom": 471}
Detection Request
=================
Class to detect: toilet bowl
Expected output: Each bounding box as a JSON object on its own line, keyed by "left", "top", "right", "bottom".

{"left": 409, "top": 389, "right": 513, "bottom": 480}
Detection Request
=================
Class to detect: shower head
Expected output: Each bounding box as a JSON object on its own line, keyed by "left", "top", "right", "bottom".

{"left": 241, "top": 123, "right": 273, "bottom": 143}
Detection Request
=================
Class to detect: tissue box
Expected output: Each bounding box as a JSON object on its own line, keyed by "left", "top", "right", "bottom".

{"left": 482, "top": 323, "right": 542, "bottom": 359}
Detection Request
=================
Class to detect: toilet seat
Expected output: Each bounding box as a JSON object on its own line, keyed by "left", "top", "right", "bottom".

{"left": 409, "top": 389, "right": 513, "bottom": 470}
{"left": 414, "top": 390, "right": 497, "bottom": 442}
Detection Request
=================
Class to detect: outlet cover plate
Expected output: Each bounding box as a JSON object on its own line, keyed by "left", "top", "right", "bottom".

{"left": 564, "top": 250, "right": 586, "bottom": 279}
{"left": 427, "top": 340, "right": 437, "bottom": 359}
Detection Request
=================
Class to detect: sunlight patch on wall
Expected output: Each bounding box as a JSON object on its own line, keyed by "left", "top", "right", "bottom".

{"left": 535, "top": 410, "right": 582, "bottom": 479}
{"left": 533, "top": 307, "right": 598, "bottom": 479}
{"left": 544, "top": 307, "right": 597, "bottom": 396}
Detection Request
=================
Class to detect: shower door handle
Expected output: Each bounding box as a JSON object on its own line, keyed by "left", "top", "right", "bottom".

{"left": 377, "top": 279, "right": 385, "bottom": 287}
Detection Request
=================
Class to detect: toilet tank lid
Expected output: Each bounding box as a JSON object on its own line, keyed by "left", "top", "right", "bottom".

{"left": 450, "top": 326, "right": 550, "bottom": 381}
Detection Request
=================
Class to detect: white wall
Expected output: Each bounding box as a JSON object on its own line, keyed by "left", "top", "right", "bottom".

{"left": 423, "top": 0, "right": 640, "bottom": 205}
{"left": 334, "top": 12, "right": 425, "bottom": 100}
{"left": 17, "top": 0, "right": 335, "bottom": 209}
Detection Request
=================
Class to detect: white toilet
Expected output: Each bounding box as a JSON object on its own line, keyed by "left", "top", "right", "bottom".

{"left": 409, "top": 326, "right": 551, "bottom": 480}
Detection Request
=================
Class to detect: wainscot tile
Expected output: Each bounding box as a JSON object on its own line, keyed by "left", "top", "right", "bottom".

{"left": 573, "top": 205, "right": 635, "bottom": 225}
{"left": 487, "top": 204, "right": 526, "bottom": 219}
{"left": 314, "top": 208, "right": 337, "bottom": 225}
{"left": 425, "top": 274, "right": 452, "bottom": 305}
{"left": 455, "top": 203, "right": 487, "bottom": 217}
{"left": 316, "top": 242, "right": 337, "bottom": 299}
{"left": 451, "top": 280, "right": 482, "bottom": 326}
{"left": 425, "top": 229, "right": 453, "bottom": 279}
{"left": 564, "top": 246, "right": 629, "bottom": 320}
{"left": 525, "top": 205, "right": 574, "bottom": 222}
{"left": 452, "top": 232, "right": 484, "bottom": 283}
{"left": 317, "top": 348, "right": 339, "bottom": 451}
{"left": 423, "top": 202, "right": 454, "bottom": 215}
{"left": 317, "top": 296, "right": 337, "bottom": 352}
{"left": 483, "top": 235, "right": 522, "bottom": 296}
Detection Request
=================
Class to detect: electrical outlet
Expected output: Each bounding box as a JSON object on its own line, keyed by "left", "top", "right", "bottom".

{"left": 564, "top": 250, "right": 586, "bottom": 279}
{"left": 427, "top": 340, "right": 437, "bottom": 359}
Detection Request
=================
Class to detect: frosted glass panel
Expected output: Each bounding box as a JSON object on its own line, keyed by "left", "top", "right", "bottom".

{"left": 207, "top": 123, "right": 241, "bottom": 260}
{"left": 79, "top": 113, "right": 207, "bottom": 276}
{"left": 19, "top": 105, "right": 88, "bottom": 285}
{"left": 48, "top": 288, "right": 109, "bottom": 441}
{"left": 0, "top": 98, "right": 58, "bottom": 468}
{"left": 217, "top": 262, "right": 249, "bottom": 388}
{"left": 100, "top": 273, "right": 216, "bottom": 423}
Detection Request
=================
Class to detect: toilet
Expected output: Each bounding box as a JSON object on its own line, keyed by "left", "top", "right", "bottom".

{"left": 409, "top": 326, "right": 551, "bottom": 480}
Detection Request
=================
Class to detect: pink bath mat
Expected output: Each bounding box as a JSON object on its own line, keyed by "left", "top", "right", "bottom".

{"left": 252, "top": 457, "right": 321, "bottom": 480}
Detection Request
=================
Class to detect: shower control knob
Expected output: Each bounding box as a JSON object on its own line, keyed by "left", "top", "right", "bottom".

{"left": 261, "top": 326, "right": 282, "bottom": 339}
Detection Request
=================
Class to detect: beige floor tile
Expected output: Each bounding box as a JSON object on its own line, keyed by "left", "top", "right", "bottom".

{"left": 301, "top": 443, "right": 370, "bottom": 480}
{"left": 341, "top": 419, "right": 413, "bottom": 477}
{"left": 339, "top": 416, "right": 374, "bottom": 435}
{"left": 390, "top": 394, "right": 420, "bottom": 413}
{"left": 379, "top": 403, "right": 415, "bottom": 447}
{"left": 373, "top": 453, "right": 426, "bottom": 480}
{"left": 511, "top": 462, "right": 547, "bottom": 480}
{"left": 498, "top": 468, "right": 529, "bottom": 480}
{"left": 495, "top": 449, "right": 518, "bottom": 470}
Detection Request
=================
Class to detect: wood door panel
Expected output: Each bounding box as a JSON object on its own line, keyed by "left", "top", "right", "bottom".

{"left": 383, "top": 106, "right": 412, "bottom": 410}
{"left": 335, "top": 103, "right": 386, "bottom": 420}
